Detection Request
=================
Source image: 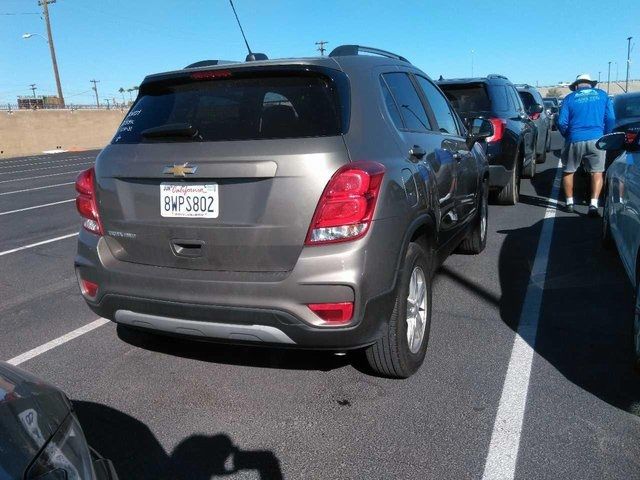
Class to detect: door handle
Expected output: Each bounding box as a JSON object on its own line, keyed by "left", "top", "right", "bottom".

{"left": 409, "top": 145, "right": 426, "bottom": 159}
{"left": 171, "top": 239, "right": 204, "bottom": 258}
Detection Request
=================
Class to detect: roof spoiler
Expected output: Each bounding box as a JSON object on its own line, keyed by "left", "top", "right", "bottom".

{"left": 184, "top": 60, "right": 239, "bottom": 69}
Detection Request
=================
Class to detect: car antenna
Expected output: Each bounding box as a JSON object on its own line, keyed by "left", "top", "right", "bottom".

{"left": 228, "top": 0, "right": 267, "bottom": 61}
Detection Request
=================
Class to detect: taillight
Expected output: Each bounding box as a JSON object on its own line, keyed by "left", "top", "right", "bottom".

{"left": 625, "top": 131, "right": 638, "bottom": 144}
{"left": 76, "top": 269, "right": 99, "bottom": 300}
{"left": 486, "top": 118, "right": 506, "bottom": 143}
{"left": 75, "top": 167, "right": 103, "bottom": 235}
{"left": 308, "top": 302, "right": 354, "bottom": 324}
{"left": 529, "top": 112, "right": 540, "bottom": 121}
{"left": 305, "top": 161, "right": 385, "bottom": 245}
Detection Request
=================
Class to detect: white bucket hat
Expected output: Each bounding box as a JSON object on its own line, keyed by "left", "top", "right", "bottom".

{"left": 569, "top": 73, "right": 597, "bottom": 91}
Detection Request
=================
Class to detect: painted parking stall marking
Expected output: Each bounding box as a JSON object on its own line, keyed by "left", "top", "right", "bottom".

{"left": 0, "top": 199, "right": 75, "bottom": 216}
{"left": 0, "top": 182, "right": 75, "bottom": 196}
{"left": 0, "top": 233, "right": 78, "bottom": 257}
{"left": 7, "top": 318, "right": 109, "bottom": 366}
{"left": 481, "top": 160, "right": 563, "bottom": 480}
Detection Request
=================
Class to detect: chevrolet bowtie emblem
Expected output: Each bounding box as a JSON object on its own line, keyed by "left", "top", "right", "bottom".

{"left": 163, "top": 163, "right": 197, "bottom": 177}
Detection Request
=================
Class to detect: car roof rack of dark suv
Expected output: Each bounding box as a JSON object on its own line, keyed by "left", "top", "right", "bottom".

{"left": 329, "top": 44, "right": 410, "bottom": 64}
{"left": 486, "top": 74, "right": 508, "bottom": 80}
{"left": 184, "top": 60, "right": 240, "bottom": 69}
{"left": 514, "top": 83, "right": 534, "bottom": 89}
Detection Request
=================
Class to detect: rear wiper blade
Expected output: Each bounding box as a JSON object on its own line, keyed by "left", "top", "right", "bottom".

{"left": 141, "top": 123, "right": 200, "bottom": 139}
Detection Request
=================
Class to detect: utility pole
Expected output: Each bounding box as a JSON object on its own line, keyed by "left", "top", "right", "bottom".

{"left": 598, "top": 71, "right": 601, "bottom": 83}
{"left": 39, "top": 0, "right": 65, "bottom": 108}
{"left": 29, "top": 84, "right": 37, "bottom": 98}
{"left": 90, "top": 79, "right": 100, "bottom": 108}
{"left": 103, "top": 98, "right": 110, "bottom": 109}
{"left": 626, "top": 36, "right": 633, "bottom": 93}
{"left": 315, "top": 40, "right": 328, "bottom": 56}
{"left": 607, "top": 61, "right": 611, "bottom": 94}
{"left": 471, "top": 49, "right": 475, "bottom": 77}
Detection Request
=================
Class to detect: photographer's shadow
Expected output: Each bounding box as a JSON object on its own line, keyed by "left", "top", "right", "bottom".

{"left": 74, "top": 401, "right": 283, "bottom": 479}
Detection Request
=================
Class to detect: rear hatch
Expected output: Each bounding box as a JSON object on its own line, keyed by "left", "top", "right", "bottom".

{"left": 438, "top": 82, "right": 494, "bottom": 120}
{"left": 95, "top": 65, "right": 350, "bottom": 272}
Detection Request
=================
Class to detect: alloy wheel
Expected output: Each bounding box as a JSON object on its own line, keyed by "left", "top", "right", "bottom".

{"left": 406, "top": 266, "right": 428, "bottom": 354}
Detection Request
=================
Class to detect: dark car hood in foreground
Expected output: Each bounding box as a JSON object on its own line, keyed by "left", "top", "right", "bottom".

{"left": 0, "top": 362, "right": 70, "bottom": 479}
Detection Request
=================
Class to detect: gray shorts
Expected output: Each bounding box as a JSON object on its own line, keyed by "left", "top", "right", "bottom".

{"left": 561, "top": 140, "right": 605, "bottom": 173}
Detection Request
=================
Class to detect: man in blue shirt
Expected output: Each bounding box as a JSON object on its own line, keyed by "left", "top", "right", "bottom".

{"left": 558, "top": 73, "right": 615, "bottom": 216}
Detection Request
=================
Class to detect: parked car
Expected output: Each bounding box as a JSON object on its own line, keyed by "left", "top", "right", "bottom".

{"left": 516, "top": 84, "right": 551, "bottom": 163}
{"left": 74, "top": 45, "right": 493, "bottom": 378}
{"left": 438, "top": 75, "right": 538, "bottom": 204}
{"left": 543, "top": 99, "right": 559, "bottom": 131}
{"left": 605, "top": 92, "right": 640, "bottom": 169}
{"left": 0, "top": 362, "right": 118, "bottom": 479}
{"left": 598, "top": 132, "right": 640, "bottom": 364}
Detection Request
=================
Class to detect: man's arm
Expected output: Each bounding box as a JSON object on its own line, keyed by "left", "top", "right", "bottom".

{"left": 604, "top": 95, "right": 616, "bottom": 134}
{"left": 558, "top": 96, "right": 570, "bottom": 137}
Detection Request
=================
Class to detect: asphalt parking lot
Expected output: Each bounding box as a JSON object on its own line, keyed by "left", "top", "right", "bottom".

{"left": 1, "top": 134, "right": 640, "bottom": 479}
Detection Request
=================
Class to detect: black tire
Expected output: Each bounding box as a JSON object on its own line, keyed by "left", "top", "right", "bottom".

{"left": 458, "top": 179, "right": 488, "bottom": 254}
{"left": 365, "top": 242, "right": 432, "bottom": 378}
{"left": 634, "top": 279, "right": 640, "bottom": 368}
{"left": 523, "top": 154, "right": 536, "bottom": 179}
{"left": 537, "top": 132, "right": 548, "bottom": 163}
{"left": 496, "top": 158, "right": 520, "bottom": 205}
{"left": 602, "top": 187, "right": 614, "bottom": 250}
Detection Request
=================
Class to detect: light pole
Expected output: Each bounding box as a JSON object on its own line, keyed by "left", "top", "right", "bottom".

{"left": 471, "top": 49, "right": 475, "bottom": 77}
{"left": 90, "top": 79, "right": 100, "bottom": 108}
{"left": 607, "top": 61, "right": 611, "bottom": 94}
{"left": 626, "top": 36, "right": 633, "bottom": 93}
{"left": 22, "top": 25, "right": 65, "bottom": 108}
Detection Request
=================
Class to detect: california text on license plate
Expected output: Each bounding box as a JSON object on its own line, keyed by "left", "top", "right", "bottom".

{"left": 160, "top": 183, "right": 219, "bottom": 218}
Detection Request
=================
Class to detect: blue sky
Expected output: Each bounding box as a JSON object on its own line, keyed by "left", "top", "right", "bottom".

{"left": 1, "top": 0, "right": 638, "bottom": 105}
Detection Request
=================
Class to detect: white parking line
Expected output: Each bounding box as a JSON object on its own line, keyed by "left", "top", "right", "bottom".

{"left": 0, "top": 155, "right": 93, "bottom": 166}
{"left": 0, "top": 157, "right": 92, "bottom": 170}
{"left": 0, "top": 161, "right": 92, "bottom": 175}
{"left": 0, "top": 232, "right": 78, "bottom": 257}
{"left": 481, "top": 160, "right": 563, "bottom": 480}
{"left": 0, "top": 199, "right": 75, "bottom": 216}
{"left": 0, "top": 170, "right": 83, "bottom": 184}
{"left": 7, "top": 318, "right": 110, "bottom": 366}
{"left": 0, "top": 182, "right": 75, "bottom": 196}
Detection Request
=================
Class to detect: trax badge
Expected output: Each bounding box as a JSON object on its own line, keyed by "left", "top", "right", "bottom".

{"left": 163, "top": 163, "right": 197, "bottom": 177}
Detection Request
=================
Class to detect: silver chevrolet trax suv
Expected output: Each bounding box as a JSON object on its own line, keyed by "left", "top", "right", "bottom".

{"left": 74, "top": 45, "right": 492, "bottom": 378}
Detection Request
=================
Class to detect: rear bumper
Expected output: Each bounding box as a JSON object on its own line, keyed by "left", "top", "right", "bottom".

{"left": 75, "top": 218, "right": 403, "bottom": 349}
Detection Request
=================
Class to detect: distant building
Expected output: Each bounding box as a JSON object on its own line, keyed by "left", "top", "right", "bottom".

{"left": 16, "top": 95, "right": 61, "bottom": 109}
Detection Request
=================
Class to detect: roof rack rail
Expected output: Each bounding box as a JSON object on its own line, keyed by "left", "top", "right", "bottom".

{"left": 184, "top": 60, "right": 239, "bottom": 69}
{"left": 487, "top": 74, "right": 508, "bottom": 80}
{"left": 329, "top": 44, "right": 410, "bottom": 64}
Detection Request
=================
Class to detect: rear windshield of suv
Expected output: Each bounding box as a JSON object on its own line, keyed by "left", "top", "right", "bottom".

{"left": 518, "top": 91, "right": 536, "bottom": 110}
{"left": 614, "top": 94, "right": 640, "bottom": 120}
{"left": 112, "top": 72, "right": 345, "bottom": 144}
{"left": 439, "top": 82, "right": 511, "bottom": 117}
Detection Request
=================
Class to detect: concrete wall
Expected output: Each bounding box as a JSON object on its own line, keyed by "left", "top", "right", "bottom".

{"left": 0, "top": 109, "right": 126, "bottom": 159}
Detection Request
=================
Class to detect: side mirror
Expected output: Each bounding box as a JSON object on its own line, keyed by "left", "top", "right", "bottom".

{"left": 466, "top": 117, "right": 494, "bottom": 149}
{"left": 596, "top": 132, "right": 625, "bottom": 151}
{"left": 528, "top": 103, "right": 544, "bottom": 115}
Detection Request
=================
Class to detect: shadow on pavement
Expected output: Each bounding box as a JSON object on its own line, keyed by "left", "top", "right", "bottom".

{"left": 116, "top": 324, "right": 352, "bottom": 373}
{"left": 497, "top": 197, "right": 640, "bottom": 414}
{"left": 74, "top": 401, "right": 283, "bottom": 479}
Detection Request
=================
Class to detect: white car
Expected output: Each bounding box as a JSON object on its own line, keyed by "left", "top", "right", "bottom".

{"left": 598, "top": 132, "right": 640, "bottom": 363}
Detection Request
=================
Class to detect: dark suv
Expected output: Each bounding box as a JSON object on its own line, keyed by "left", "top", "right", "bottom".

{"left": 438, "top": 75, "right": 538, "bottom": 205}
{"left": 516, "top": 84, "right": 551, "bottom": 164}
{"left": 74, "top": 45, "right": 492, "bottom": 378}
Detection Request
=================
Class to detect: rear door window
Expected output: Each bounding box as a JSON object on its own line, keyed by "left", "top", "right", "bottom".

{"left": 488, "top": 85, "right": 511, "bottom": 113}
{"left": 380, "top": 79, "right": 404, "bottom": 130}
{"left": 415, "top": 76, "right": 459, "bottom": 135}
{"left": 440, "top": 83, "right": 492, "bottom": 117}
{"left": 382, "top": 73, "right": 432, "bottom": 131}
{"left": 508, "top": 86, "right": 524, "bottom": 112}
{"left": 112, "top": 73, "right": 344, "bottom": 144}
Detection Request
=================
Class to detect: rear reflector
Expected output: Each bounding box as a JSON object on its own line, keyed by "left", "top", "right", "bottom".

{"left": 308, "top": 302, "right": 354, "bottom": 324}
{"left": 305, "top": 161, "right": 385, "bottom": 245}
{"left": 625, "top": 131, "right": 638, "bottom": 144}
{"left": 529, "top": 112, "right": 540, "bottom": 121}
{"left": 486, "top": 118, "right": 506, "bottom": 143}
{"left": 77, "top": 275, "right": 99, "bottom": 300}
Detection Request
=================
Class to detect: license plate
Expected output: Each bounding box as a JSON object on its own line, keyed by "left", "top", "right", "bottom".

{"left": 160, "top": 183, "right": 219, "bottom": 218}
